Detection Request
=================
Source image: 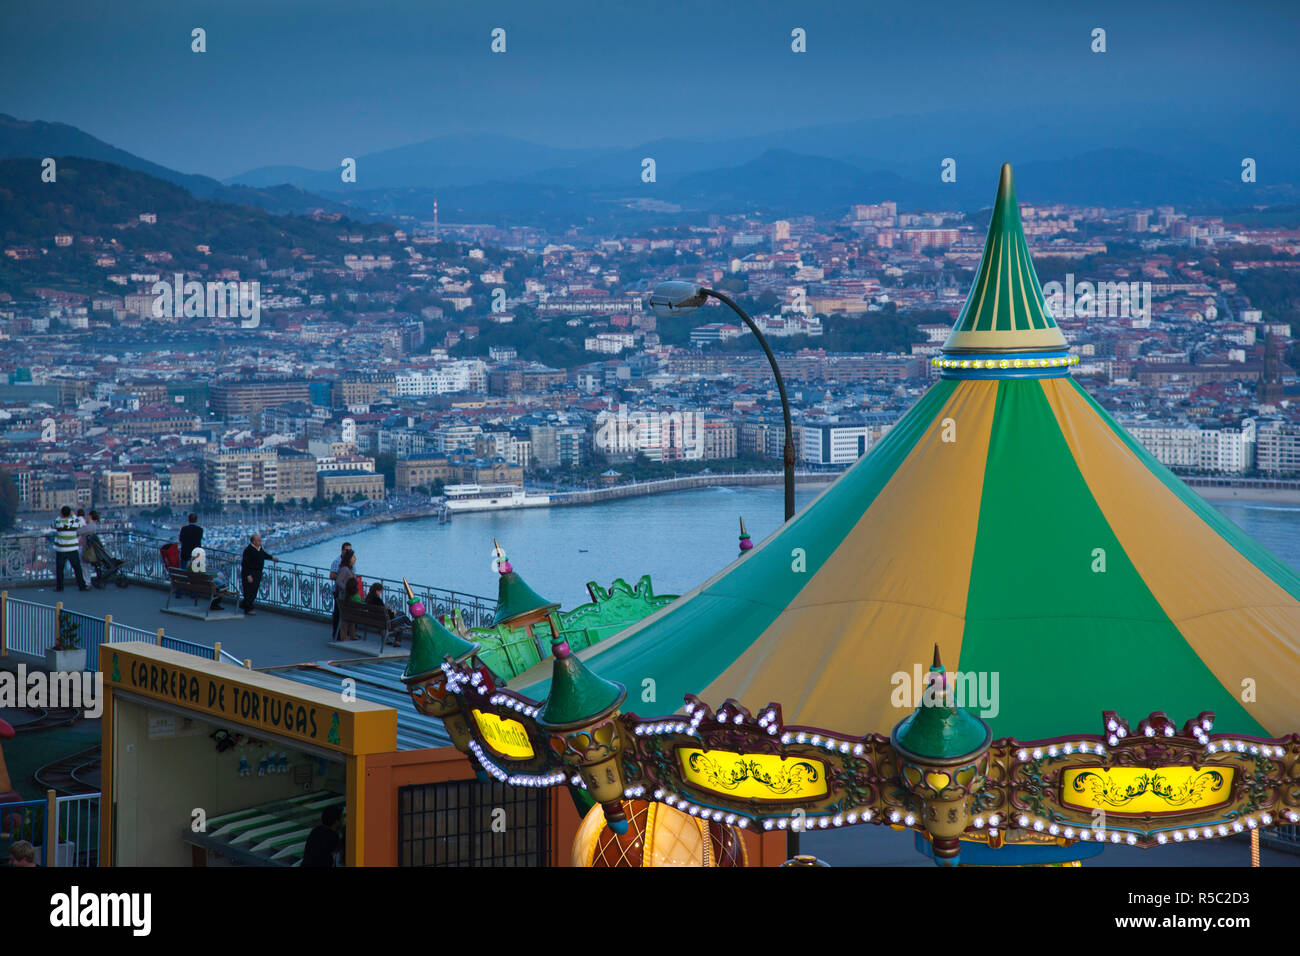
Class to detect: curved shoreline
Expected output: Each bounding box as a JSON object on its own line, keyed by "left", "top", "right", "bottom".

{"left": 274, "top": 472, "right": 835, "bottom": 552}
{"left": 273, "top": 471, "right": 1300, "bottom": 555}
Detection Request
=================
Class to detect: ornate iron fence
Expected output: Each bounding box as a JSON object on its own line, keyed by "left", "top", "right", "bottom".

{"left": 0, "top": 533, "right": 54, "bottom": 584}
{"left": 99, "top": 532, "right": 497, "bottom": 629}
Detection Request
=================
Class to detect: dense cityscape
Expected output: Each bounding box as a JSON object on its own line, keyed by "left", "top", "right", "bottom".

{"left": 2, "top": 176, "right": 1298, "bottom": 541}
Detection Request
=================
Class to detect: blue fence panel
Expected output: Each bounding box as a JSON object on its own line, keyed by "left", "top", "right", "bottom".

{"left": 4, "top": 598, "right": 58, "bottom": 658}
{"left": 160, "top": 635, "right": 217, "bottom": 660}
{"left": 60, "top": 609, "right": 104, "bottom": 671}
{"left": 0, "top": 799, "right": 47, "bottom": 855}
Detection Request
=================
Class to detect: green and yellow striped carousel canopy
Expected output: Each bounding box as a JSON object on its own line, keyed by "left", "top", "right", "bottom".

{"left": 516, "top": 165, "right": 1300, "bottom": 742}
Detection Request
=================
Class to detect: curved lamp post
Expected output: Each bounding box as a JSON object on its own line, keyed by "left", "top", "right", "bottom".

{"left": 649, "top": 281, "right": 798, "bottom": 857}
{"left": 648, "top": 281, "right": 796, "bottom": 523}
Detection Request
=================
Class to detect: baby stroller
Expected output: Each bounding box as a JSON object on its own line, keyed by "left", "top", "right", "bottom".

{"left": 87, "top": 534, "right": 129, "bottom": 589}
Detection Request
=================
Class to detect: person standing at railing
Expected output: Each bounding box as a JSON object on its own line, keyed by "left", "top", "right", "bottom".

{"left": 179, "top": 513, "right": 204, "bottom": 565}
{"left": 239, "top": 533, "right": 278, "bottom": 616}
{"left": 52, "top": 505, "right": 89, "bottom": 592}
{"left": 334, "top": 550, "right": 359, "bottom": 640}
{"left": 329, "top": 541, "right": 353, "bottom": 640}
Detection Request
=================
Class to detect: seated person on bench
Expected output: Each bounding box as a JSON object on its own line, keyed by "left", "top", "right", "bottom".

{"left": 188, "top": 547, "right": 231, "bottom": 611}
{"left": 365, "top": 581, "right": 410, "bottom": 647}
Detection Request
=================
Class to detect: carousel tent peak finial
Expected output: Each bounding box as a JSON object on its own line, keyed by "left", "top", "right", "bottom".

{"left": 938, "top": 162, "right": 1072, "bottom": 376}
{"left": 932, "top": 643, "right": 942, "bottom": 670}
{"left": 738, "top": 517, "right": 753, "bottom": 552}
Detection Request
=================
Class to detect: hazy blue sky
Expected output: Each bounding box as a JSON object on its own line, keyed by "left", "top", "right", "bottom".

{"left": 1, "top": 0, "right": 1296, "bottom": 179}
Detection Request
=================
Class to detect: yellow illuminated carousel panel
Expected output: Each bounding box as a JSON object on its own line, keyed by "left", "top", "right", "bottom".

{"left": 676, "top": 748, "right": 828, "bottom": 800}
{"left": 1060, "top": 766, "right": 1234, "bottom": 815}
{"left": 471, "top": 709, "right": 535, "bottom": 760}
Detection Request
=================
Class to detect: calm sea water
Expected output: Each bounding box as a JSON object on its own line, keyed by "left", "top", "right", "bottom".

{"left": 285, "top": 486, "right": 1300, "bottom": 608}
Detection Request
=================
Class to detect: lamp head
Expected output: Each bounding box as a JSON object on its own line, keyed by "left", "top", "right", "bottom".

{"left": 648, "top": 280, "right": 707, "bottom": 316}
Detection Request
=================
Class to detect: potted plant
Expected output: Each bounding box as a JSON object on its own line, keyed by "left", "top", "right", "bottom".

{"left": 46, "top": 612, "right": 85, "bottom": 672}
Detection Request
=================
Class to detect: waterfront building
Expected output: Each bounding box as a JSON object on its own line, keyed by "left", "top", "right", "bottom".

{"left": 317, "top": 469, "right": 386, "bottom": 502}
{"left": 275, "top": 447, "right": 318, "bottom": 503}
{"left": 395, "top": 453, "right": 455, "bottom": 492}
{"left": 1257, "top": 420, "right": 1300, "bottom": 476}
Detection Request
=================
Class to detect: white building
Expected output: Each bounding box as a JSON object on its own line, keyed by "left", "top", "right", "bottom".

{"left": 594, "top": 406, "right": 704, "bottom": 462}
{"left": 800, "top": 421, "right": 872, "bottom": 465}
{"left": 1122, "top": 422, "right": 1255, "bottom": 474}
{"left": 393, "top": 360, "right": 487, "bottom": 396}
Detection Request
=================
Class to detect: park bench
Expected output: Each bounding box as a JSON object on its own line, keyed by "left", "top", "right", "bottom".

{"left": 165, "top": 566, "right": 238, "bottom": 620}
{"left": 336, "top": 600, "right": 410, "bottom": 649}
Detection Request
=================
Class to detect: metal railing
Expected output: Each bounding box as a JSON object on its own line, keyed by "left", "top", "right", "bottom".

{"left": 1, "top": 593, "right": 229, "bottom": 670}
{"left": 3, "top": 597, "right": 59, "bottom": 658}
{"left": 218, "top": 647, "right": 251, "bottom": 669}
{"left": 1261, "top": 824, "right": 1300, "bottom": 853}
{"left": 0, "top": 798, "right": 46, "bottom": 848}
{"left": 56, "top": 793, "right": 101, "bottom": 867}
{"left": 0, "top": 533, "right": 53, "bottom": 584}
{"left": 0, "top": 794, "right": 101, "bottom": 867}
{"left": 99, "top": 530, "right": 497, "bottom": 628}
{"left": 161, "top": 635, "right": 221, "bottom": 659}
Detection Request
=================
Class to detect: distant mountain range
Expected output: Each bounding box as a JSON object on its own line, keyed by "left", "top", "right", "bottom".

{"left": 2, "top": 106, "right": 1298, "bottom": 226}
{"left": 0, "top": 157, "right": 392, "bottom": 297}
{"left": 0, "top": 114, "right": 358, "bottom": 217}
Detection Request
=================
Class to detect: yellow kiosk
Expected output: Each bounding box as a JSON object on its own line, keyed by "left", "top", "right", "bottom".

{"left": 99, "top": 642, "right": 397, "bottom": 866}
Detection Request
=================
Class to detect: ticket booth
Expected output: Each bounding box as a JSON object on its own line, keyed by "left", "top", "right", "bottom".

{"left": 99, "top": 642, "right": 396, "bottom": 866}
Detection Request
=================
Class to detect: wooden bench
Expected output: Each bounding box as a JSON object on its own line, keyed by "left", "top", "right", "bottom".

{"left": 165, "top": 567, "right": 238, "bottom": 620}
{"left": 336, "top": 600, "right": 411, "bottom": 647}
{"left": 337, "top": 600, "right": 390, "bottom": 645}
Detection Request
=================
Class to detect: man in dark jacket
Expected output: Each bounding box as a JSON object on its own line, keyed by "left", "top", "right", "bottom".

{"left": 179, "top": 514, "right": 204, "bottom": 565}
{"left": 239, "top": 533, "right": 278, "bottom": 615}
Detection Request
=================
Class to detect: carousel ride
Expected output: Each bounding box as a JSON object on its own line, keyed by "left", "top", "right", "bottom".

{"left": 400, "top": 164, "right": 1300, "bottom": 866}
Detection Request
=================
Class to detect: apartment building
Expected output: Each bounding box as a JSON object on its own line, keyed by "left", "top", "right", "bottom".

{"left": 701, "top": 419, "right": 738, "bottom": 460}
{"left": 1123, "top": 423, "right": 1255, "bottom": 474}
{"left": 211, "top": 380, "right": 313, "bottom": 419}
{"left": 164, "top": 465, "right": 201, "bottom": 507}
{"left": 487, "top": 364, "right": 566, "bottom": 396}
{"left": 1257, "top": 421, "right": 1300, "bottom": 476}
{"left": 203, "top": 446, "right": 279, "bottom": 504}
{"left": 276, "top": 448, "right": 318, "bottom": 503}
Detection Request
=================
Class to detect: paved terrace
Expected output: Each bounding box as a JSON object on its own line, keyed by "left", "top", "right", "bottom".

{"left": 9, "top": 581, "right": 382, "bottom": 669}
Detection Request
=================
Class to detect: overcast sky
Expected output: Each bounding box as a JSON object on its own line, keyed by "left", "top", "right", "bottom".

{"left": 2, "top": 0, "right": 1296, "bottom": 179}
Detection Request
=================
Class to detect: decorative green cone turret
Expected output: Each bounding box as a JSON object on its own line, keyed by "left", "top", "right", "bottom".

{"left": 401, "top": 578, "right": 480, "bottom": 682}
{"left": 491, "top": 538, "right": 561, "bottom": 627}
{"left": 398, "top": 579, "right": 487, "bottom": 781}
{"left": 892, "top": 645, "right": 992, "bottom": 761}
{"left": 890, "top": 645, "right": 993, "bottom": 866}
{"left": 537, "top": 634, "right": 630, "bottom": 833}
{"left": 537, "top": 643, "right": 626, "bottom": 731}
{"left": 937, "top": 163, "right": 1075, "bottom": 380}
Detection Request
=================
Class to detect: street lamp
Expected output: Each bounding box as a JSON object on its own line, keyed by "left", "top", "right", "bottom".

{"left": 650, "top": 280, "right": 799, "bottom": 857}
{"left": 648, "top": 281, "right": 796, "bottom": 522}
